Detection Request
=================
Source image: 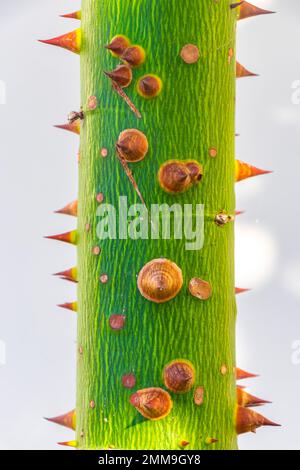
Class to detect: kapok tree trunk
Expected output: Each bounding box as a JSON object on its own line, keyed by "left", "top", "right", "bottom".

{"left": 42, "top": 0, "right": 279, "bottom": 451}
{"left": 77, "top": 0, "right": 236, "bottom": 450}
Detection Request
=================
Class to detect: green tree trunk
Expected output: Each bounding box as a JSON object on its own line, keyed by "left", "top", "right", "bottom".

{"left": 77, "top": 0, "right": 237, "bottom": 450}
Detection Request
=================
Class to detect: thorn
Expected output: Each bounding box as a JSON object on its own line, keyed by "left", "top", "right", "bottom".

{"left": 55, "top": 200, "right": 78, "bottom": 217}
{"left": 44, "top": 230, "right": 77, "bottom": 245}
{"left": 205, "top": 437, "right": 218, "bottom": 445}
{"left": 236, "top": 367, "right": 258, "bottom": 380}
{"left": 53, "top": 267, "right": 78, "bottom": 283}
{"left": 235, "top": 210, "right": 245, "bottom": 216}
{"left": 238, "top": 1, "right": 275, "bottom": 21}
{"left": 57, "top": 302, "right": 78, "bottom": 312}
{"left": 235, "top": 159, "right": 272, "bottom": 182}
{"left": 54, "top": 120, "right": 80, "bottom": 135}
{"left": 60, "top": 11, "right": 81, "bottom": 20}
{"left": 45, "top": 409, "right": 76, "bottom": 430}
{"left": 104, "top": 65, "right": 133, "bottom": 88}
{"left": 105, "top": 35, "right": 131, "bottom": 57}
{"left": 58, "top": 440, "right": 78, "bottom": 448}
{"left": 236, "top": 61, "right": 258, "bottom": 78}
{"left": 179, "top": 440, "right": 190, "bottom": 447}
{"left": 235, "top": 287, "right": 251, "bottom": 295}
{"left": 236, "top": 406, "right": 280, "bottom": 434}
{"left": 38, "top": 29, "right": 81, "bottom": 54}
{"left": 237, "top": 387, "right": 271, "bottom": 407}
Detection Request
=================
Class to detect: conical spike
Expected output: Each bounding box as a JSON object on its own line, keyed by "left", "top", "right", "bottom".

{"left": 58, "top": 302, "right": 78, "bottom": 312}
{"left": 205, "top": 437, "right": 218, "bottom": 445}
{"left": 58, "top": 440, "right": 78, "bottom": 448}
{"left": 54, "top": 120, "right": 80, "bottom": 135}
{"left": 239, "top": 1, "right": 275, "bottom": 21}
{"left": 235, "top": 210, "right": 245, "bottom": 216}
{"left": 236, "top": 406, "right": 280, "bottom": 434}
{"left": 60, "top": 11, "right": 81, "bottom": 20}
{"left": 235, "top": 287, "right": 251, "bottom": 295}
{"left": 44, "top": 230, "right": 77, "bottom": 245}
{"left": 236, "top": 367, "right": 258, "bottom": 380}
{"left": 55, "top": 200, "right": 78, "bottom": 217}
{"left": 45, "top": 409, "right": 76, "bottom": 430}
{"left": 235, "top": 159, "right": 272, "bottom": 182}
{"left": 236, "top": 61, "right": 258, "bottom": 78}
{"left": 54, "top": 267, "right": 78, "bottom": 283}
{"left": 237, "top": 387, "right": 271, "bottom": 407}
{"left": 38, "top": 29, "right": 81, "bottom": 54}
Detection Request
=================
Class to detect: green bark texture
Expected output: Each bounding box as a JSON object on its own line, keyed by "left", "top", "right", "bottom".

{"left": 77, "top": 0, "right": 237, "bottom": 450}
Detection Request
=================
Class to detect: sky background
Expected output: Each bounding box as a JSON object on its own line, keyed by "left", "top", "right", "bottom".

{"left": 0, "top": 0, "right": 299, "bottom": 450}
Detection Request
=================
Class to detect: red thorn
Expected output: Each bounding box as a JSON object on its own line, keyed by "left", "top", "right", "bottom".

{"left": 236, "top": 406, "right": 280, "bottom": 434}
{"left": 60, "top": 11, "right": 81, "bottom": 20}
{"left": 237, "top": 388, "right": 271, "bottom": 407}
{"left": 55, "top": 200, "right": 78, "bottom": 217}
{"left": 44, "top": 230, "right": 77, "bottom": 245}
{"left": 235, "top": 210, "right": 245, "bottom": 216}
{"left": 53, "top": 267, "right": 78, "bottom": 283}
{"left": 38, "top": 29, "right": 81, "bottom": 54}
{"left": 236, "top": 367, "right": 258, "bottom": 380}
{"left": 239, "top": 1, "right": 275, "bottom": 21}
{"left": 54, "top": 120, "right": 80, "bottom": 135}
{"left": 235, "top": 159, "right": 272, "bottom": 182}
{"left": 58, "top": 302, "right": 78, "bottom": 312}
{"left": 45, "top": 409, "right": 76, "bottom": 430}
{"left": 235, "top": 287, "right": 251, "bottom": 295}
{"left": 205, "top": 437, "right": 218, "bottom": 444}
{"left": 58, "top": 440, "right": 78, "bottom": 448}
{"left": 236, "top": 61, "right": 259, "bottom": 78}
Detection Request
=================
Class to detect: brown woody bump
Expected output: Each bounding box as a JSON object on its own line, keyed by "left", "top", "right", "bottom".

{"left": 100, "top": 274, "right": 108, "bottom": 284}
{"left": 104, "top": 65, "right": 133, "bottom": 88}
{"left": 117, "top": 129, "right": 149, "bottom": 163}
{"left": 130, "top": 387, "right": 172, "bottom": 421}
{"left": 180, "top": 44, "right": 200, "bottom": 64}
{"left": 89, "top": 400, "right": 95, "bottom": 409}
{"left": 158, "top": 160, "right": 203, "bottom": 194}
{"left": 137, "top": 74, "right": 163, "bottom": 99}
{"left": 209, "top": 147, "right": 218, "bottom": 158}
{"left": 109, "top": 314, "right": 126, "bottom": 331}
{"left": 92, "top": 246, "right": 101, "bottom": 255}
{"left": 101, "top": 148, "right": 108, "bottom": 158}
{"left": 96, "top": 193, "right": 104, "bottom": 203}
{"left": 121, "top": 45, "right": 146, "bottom": 68}
{"left": 189, "top": 277, "right": 212, "bottom": 300}
{"left": 105, "top": 35, "right": 130, "bottom": 57}
{"left": 163, "top": 359, "right": 195, "bottom": 394}
{"left": 137, "top": 258, "right": 183, "bottom": 303}
{"left": 122, "top": 373, "right": 136, "bottom": 389}
{"left": 88, "top": 95, "right": 98, "bottom": 110}
{"left": 220, "top": 364, "right": 228, "bottom": 376}
{"left": 194, "top": 386, "right": 204, "bottom": 406}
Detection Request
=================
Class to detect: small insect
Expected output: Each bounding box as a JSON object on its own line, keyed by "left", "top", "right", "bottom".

{"left": 68, "top": 108, "right": 84, "bottom": 124}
